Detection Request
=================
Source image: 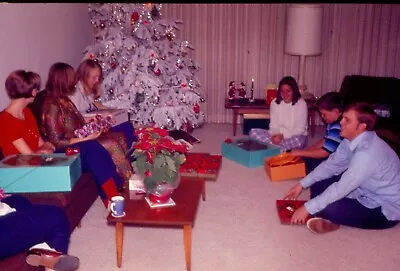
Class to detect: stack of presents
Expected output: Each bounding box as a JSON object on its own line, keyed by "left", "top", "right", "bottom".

{"left": 221, "top": 137, "right": 306, "bottom": 182}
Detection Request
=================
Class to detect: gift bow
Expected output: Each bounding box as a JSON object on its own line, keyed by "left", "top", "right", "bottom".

{"left": 268, "top": 153, "right": 301, "bottom": 167}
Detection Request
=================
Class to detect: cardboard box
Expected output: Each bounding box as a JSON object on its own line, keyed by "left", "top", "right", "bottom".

{"left": 179, "top": 152, "right": 222, "bottom": 181}
{"left": 221, "top": 138, "right": 280, "bottom": 168}
{"left": 0, "top": 153, "right": 82, "bottom": 193}
{"left": 83, "top": 108, "right": 129, "bottom": 127}
{"left": 265, "top": 153, "right": 306, "bottom": 181}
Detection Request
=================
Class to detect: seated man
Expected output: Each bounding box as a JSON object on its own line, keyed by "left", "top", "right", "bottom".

{"left": 284, "top": 102, "right": 400, "bottom": 234}
{"left": 291, "top": 92, "right": 344, "bottom": 173}
{"left": 0, "top": 193, "right": 79, "bottom": 271}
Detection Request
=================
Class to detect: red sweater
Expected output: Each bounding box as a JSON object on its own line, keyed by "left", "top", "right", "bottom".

{"left": 0, "top": 108, "right": 40, "bottom": 157}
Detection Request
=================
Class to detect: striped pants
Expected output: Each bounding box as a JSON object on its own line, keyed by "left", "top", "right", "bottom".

{"left": 249, "top": 128, "right": 307, "bottom": 152}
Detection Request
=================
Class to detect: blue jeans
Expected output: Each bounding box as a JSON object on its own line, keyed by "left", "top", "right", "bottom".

{"left": 0, "top": 195, "right": 70, "bottom": 259}
{"left": 303, "top": 157, "right": 327, "bottom": 174}
{"left": 109, "top": 121, "right": 137, "bottom": 149}
{"left": 310, "top": 176, "right": 399, "bottom": 229}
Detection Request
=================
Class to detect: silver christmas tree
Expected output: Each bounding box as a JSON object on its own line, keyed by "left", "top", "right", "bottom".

{"left": 83, "top": 3, "right": 205, "bottom": 130}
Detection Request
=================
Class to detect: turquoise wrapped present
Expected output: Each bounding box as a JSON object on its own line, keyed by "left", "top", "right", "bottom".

{"left": 221, "top": 138, "right": 280, "bottom": 168}
{"left": 0, "top": 153, "right": 82, "bottom": 193}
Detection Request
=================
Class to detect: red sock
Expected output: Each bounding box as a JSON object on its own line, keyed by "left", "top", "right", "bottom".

{"left": 101, "top": 178, "right": 119, "bottom": 208}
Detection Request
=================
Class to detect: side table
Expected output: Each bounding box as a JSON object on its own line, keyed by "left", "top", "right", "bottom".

{"left": 224, "top": 98, "right": 317, "bottom": 137}
{"left": 107, "top": 178, "right": 206, "bottom": 271}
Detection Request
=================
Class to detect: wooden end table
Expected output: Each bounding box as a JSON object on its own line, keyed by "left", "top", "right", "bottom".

{"left": 107, "top": 177, "right": 206, "bottom": 271}
{"left": 224, "top": 98, "right": 317, "bottom": 137}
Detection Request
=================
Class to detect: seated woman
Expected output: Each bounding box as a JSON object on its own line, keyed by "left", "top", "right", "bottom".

{"left": 0, "top": 71, "right": 55, "bottom": 156}
{"left": 70, "top": 58, "right": 136, "bottom": 149}
{"left": 40, "top": 63, "right": 133, "bottom": 195}
{"left": 249, "top": 76, "right": 308, "bottom": 152}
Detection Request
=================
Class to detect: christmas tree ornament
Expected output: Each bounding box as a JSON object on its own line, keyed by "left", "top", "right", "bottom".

{"left": 200, "top": 98, "right": 205, "bottom": 103}
{"left": 131, "top": 11, "right": 140, "bottom": 25}
{"left": 193, "top": 104, "right": 200, "bottom": 113}
{"left": 154, "top": 68, "right": 161, "bottom": 76}
{"left": 100, "top": 22, "right": 106, "bottom": 28}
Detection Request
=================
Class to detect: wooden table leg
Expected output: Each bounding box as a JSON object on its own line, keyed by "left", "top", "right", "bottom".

{"left": 116, "top": 222, "right": 124, "bottom": 268}
{"left": 233, "top": 109, "right": 238, "bottom": 136}
{"left": 183, "top": 224, "right": 192, "bottom": 271}
{"left": 202, "top": 181, "right": 206, "bottom": 201}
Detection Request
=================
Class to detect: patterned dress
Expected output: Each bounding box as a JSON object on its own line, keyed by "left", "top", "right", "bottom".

{"left": 40, "top": 95, "right": 132, "bottom": 184}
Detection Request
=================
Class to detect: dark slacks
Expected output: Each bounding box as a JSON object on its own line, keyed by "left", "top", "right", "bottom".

{"left": 310, "top": 176, "right": 399, "bottom": 229}
{"left": 57, "top": 139, "right": 124, "bottom": 201}
{"left": 0, "top": 195, "right": 70, "bottom": 259}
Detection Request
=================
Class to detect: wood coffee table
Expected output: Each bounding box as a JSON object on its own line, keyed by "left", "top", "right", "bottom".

{"left": 107, "top": 177, "right": 206, "bottom": 271}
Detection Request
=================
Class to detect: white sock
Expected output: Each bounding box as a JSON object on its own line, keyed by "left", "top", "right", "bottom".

{"left": 29, "top": 242, "right": 56, "bottom": 251}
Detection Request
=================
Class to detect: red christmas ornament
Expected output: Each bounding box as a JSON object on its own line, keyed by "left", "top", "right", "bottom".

{"left": 65, "top": 147, "right": 80, "bottom": 156}
{"left": 111, "top": 62, "right": 117, "bottom": 69}
{"left": 131, "top": 11, "right": 140, "bottom": 24}
{"left": 193, "top": 104, "right": 200, "bottom": 113}
{"left": 154, "top": 68, "right": 161, "bottom": 76}
{"left": 89, "top": 53, "right": 94, "bottom": 59}
{"left": 181, "top": 83, "right": 187, "bottom": 88}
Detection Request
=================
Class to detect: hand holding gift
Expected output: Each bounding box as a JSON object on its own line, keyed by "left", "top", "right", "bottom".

{"left": 74, "top": 114, "right": 115, "bottom": 138}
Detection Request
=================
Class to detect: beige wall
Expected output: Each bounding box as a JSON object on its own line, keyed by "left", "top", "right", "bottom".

{"left": 0, "top": 3, "right": 92, "bottom": 110}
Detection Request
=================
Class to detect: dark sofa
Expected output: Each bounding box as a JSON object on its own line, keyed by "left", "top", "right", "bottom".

{"left": 338, "top": 74, "right": 400, "bottom": 156}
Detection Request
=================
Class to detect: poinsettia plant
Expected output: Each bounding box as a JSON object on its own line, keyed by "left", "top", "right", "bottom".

{"left": 131, "top": 127, "right": 188, "bottom": 193}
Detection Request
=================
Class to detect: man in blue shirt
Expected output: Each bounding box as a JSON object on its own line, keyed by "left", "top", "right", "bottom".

{"left": 291, "top": 92, "right": 344, "bottom": 173}
{"left": 285, "top": 102, "right": 400, "bottom": 234}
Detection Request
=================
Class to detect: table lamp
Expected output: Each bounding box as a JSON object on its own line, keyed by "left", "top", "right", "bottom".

{"left": 285, "top": 4, "right": 323, "bottom": 96}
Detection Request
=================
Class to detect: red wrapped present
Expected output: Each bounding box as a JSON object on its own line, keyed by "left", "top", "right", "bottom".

{"left": 276, "top": 200, "right": 313, "bottom": 225}
{"left": 179, "top": 152, "right": 222, "bottom": 181}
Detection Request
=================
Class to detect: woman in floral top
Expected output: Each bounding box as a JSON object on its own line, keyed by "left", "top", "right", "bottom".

{"left": 40, "top": 62, "right": 133, "bottom": 207}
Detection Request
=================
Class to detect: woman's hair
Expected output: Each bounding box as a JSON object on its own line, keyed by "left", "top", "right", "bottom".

{"left": 345, "top": 102, "right": 377, "bottom": 131}
{"left": 45, "top": 62, "right": 76, "bottom": 96}
{"left": 275, "top": 76, "right": 301, "bottom": 105}
{"left": 76, "top": 59, "right": 103, "bottom": 95}
{"left": 26, "top": 71, "right": 41, "bottom": 91}
{"left": 316, "top": 91, "right": 343, "bottom": 112}
{"left": 5, "top": 70, "right": 40, "bottom": 99}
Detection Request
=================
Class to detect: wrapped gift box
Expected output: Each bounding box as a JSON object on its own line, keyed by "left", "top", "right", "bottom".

{"left": 0, "top": 153, "right": 82, "bottom": 193}
{"left": 83, "top": 108, "right": 129, "bottom": 127}
{"left": 179, "top": 152, "right": 222, "bottom": 181}
{"left": 265, "top": 153, "right": 306, "bottom": 181}
{"left": 221, "top": 138, "right": 280, "bottom": 168}
{"left": 276, "top": 200, "right": 312, "bottom": 224}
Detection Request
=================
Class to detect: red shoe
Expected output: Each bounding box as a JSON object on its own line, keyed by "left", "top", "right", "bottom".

{"left": 26, "top": 248, "right": 79, "bottom": 271}
{"left": 306, "top": 217, "right": 340, "bottom": 234}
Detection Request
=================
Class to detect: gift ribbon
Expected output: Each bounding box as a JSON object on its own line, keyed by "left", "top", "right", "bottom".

{"left": 268, "top": 153, "right": 301, "bottom": 167}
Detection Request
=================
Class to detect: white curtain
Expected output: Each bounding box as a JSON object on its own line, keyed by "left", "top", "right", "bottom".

{"left": 162, "top": 4, "right": 400, "bottom": 124}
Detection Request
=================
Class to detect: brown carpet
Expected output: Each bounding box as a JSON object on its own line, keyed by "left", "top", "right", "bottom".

{"left": 68, "top": 123, "right": 400, "bottom": 271}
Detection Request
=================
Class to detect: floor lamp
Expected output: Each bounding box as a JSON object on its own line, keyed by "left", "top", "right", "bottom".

{"left": 285, "top": 4, "right": 323, "bottom": 96}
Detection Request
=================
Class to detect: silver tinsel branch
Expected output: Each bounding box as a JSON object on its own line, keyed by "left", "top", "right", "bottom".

{"left": 83, "top": 3, "right": 205, "bottom": 130}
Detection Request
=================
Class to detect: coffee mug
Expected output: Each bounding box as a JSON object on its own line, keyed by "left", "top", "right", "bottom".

{"left": 110, "top": 196, "right": 125, "bottom": 217}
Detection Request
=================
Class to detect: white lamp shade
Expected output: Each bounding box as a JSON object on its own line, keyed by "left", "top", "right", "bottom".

{"left": 285, "top": 4, "right": 323, "bottom": 56}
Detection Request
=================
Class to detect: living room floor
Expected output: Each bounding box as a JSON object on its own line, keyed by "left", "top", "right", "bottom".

{"left": 68, "top": 123, "right": 400, "bottom": 271}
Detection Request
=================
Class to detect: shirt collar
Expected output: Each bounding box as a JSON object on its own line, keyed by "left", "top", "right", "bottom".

{"left": 348, "top": 131, "right": 368, "bottom": 152}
